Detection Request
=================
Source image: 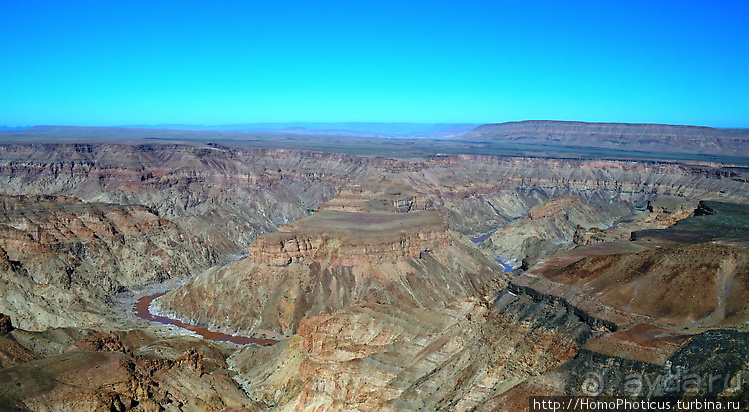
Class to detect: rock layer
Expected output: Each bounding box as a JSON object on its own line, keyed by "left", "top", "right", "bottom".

{"left": 248, "top": 210, "right": 449, "bottom": 266}
{"left": 0, "top": 195, "right": 214, "bottom": 330}
{"left": 0, "top": 142, "right": 748, "bottom": 410}
{"left": 157, "top": 210, "right": 500, "bottom": 336}
{"left": 0, "top": 328, "right": 259, "bottom": 411}
{"left": 484, "top": 196, "right": 633, "bottom": 265}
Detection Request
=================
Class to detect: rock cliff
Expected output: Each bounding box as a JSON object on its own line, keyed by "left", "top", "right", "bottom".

{"left": 156, "top": 210, "right": 500, "bottom": 336}
{"left": 226, "top": 288, "right": 594, "bottom": 411}
{"left": 0, "top": 195, "right": 214, "bottom": 330}
{"left": 222, "top": 203, "right": 749, "bottom": 411}
{"left": 536, "top": 242, "right": 749, "bottom": 329}
{"left": 483, "top": 196, "right": 634, "bottom": 266}
{"left": 0, "top": 327, "right": 259, "bottom": 411}
{"left": 0, "top": 144, "right": 347, "bottom": 256}
{"left": 247, "top": 210, "right": 449, "bottom": 266}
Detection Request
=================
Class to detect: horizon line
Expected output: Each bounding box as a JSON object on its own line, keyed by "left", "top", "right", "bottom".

{"left": 3, "top": 119, "right": 749, "bottom": 130}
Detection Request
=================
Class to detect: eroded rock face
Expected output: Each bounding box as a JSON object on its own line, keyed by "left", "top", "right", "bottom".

{"left": 528, "top": 196, "right": 584, "bottom": 220}
{"left": 1, "top": 142, "right": 749, "bottom": 410}
{"left": 484, "top": 196, "right": 634, "bottom": 266}
{"left": 157, "top": 210, "right": 500, "bottom": 336}
{"left": 2, "top": 144, "right": 748, "bottom": 245}
{"left": 221, "top": 243, "right": 749, "bottom": 411}
{"left": 482, "top": 194, "right": 705, "bottom": 267}
{"left": 0, "top": 195, "right": 215, "bottom": 330}
{"left": 248, "top": 210, "right": 450, "bottom": 266}
{"left": 0, "top": 328, "right": 260, "bottom": 411}
{"left": 0, "top": 144, "right": 347, "bottom": 256}
{"left": 227, "top": 289, "right": 594, "bottom": 411}
{"left": 223, "top": 202, "right": 749, "bottom": 411}
{"left": 539, "top": 242, "right": 749, "bottom": 328}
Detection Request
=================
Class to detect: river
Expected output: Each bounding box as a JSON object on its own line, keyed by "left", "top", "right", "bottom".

{"left": 472, "top": 228, "right": 514, "bottom": 273}
{"left": 133, "top": 292, "right": 277, "bottom": 346}
{"left": 132, "top": 232, "right": 513, "bottom": 344}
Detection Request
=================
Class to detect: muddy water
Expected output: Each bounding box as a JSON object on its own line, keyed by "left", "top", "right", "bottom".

{"left": 134, "top": 293, "right": 277, "bottom": 346}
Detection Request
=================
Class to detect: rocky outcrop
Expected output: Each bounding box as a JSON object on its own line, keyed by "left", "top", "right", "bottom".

{"left": 572, "top": 225, "right": 608, "bottom": 245}
{"left": 249, "top": 229, "right": 450, "bottom": 267}
{"left": 505, "top": 283, "right": 618, "bottom": 332}
{"left": 528, "top": 196, "right": 583, "bottom": 220}
{"left": 539, "top": 242, "right": 749, "bottom": 329}
{"left": 479, "top": 329, "right": 748, "bottom": 410}
{"left": 483, "top": 194, "right": 705, "bottom": 266}
{"left": 227, "top": 290, "right": 595, "bottom": 411}
{"left": 483, "top": 196, "right": 633, "bottom": 266}
{"left": 157, "top": 211, "right": 500, "bottom": 336}
{"left": 0, "top": 328, "right": 260, "bottom": 411}
{"left": 318, "top": 179, "right": 436, "bottom": 213}
{"left": 0, "top": 195, "right": 215, "bottom": 330}
{"left": 634, "top": 200, "right": 749, "bottom": 244}
{"left": 248, "top": 210, "right": 450, "bottom": 266}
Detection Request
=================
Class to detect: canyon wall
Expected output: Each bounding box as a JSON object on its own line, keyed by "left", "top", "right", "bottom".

{"left": 0, "top": 322, "right": 259, "bottom": 411}
{"left": 0, "top": 195, "right": 215, "bottom": 330}
{"left": 247, "top": 210, "right": 450, "bottom": 266}
{"left": 223, "top": 205, "right": 749, "bottom": 410}
{"left": 0, "top": 144, "right": 351, "bottom": 255}
{"left": 484, "top": 195, "right": 634, "bottom": 266}
{"left": 1, "top": 142, "right": 748, "bottom": 410}
{"left": 156, "top": 210, "right": 499, "bottom": 336}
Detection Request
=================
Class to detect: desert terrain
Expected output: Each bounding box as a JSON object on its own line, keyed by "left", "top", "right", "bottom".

{"left": 0, "top": 121, "right": 747, "bottom": 410}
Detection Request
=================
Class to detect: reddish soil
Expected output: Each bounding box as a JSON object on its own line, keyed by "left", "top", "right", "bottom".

{"left": 583, "top": 324, "right": 693, "bottom": 365}
{"left": 610, "top": 324, "right": 691, "bottom": 347}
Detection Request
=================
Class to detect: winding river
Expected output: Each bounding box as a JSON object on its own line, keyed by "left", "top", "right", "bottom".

{"left": 472, "top": 228, "right": 514, "bottom": 273}
{"left": 133, "top": 292, "right": 277, "bottom": 346}
{"left": 132, "top": 231, "right": 512, "bottom": 345}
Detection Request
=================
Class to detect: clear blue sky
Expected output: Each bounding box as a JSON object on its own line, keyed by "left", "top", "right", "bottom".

{"left": 1, "top": 1, "right": 748, "bottom": 127}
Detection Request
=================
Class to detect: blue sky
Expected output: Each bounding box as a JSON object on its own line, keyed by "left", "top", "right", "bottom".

{"left": 1, "top": 1, "right": 748, "bottom": 127}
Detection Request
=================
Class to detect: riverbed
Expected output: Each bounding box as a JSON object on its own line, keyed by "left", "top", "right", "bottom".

{"left": 472, "top": 228, "right": 514, "bottom": 273}
{"left": 133, "top": 292, "right": 277, "bottom": 346}
{"left": 123, "top": 253, "right": 278, "bottom": 346}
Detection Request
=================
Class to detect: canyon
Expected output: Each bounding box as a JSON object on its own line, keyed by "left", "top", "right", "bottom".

{"left": 0, "top": 122, "right": 747, "bottom": 410}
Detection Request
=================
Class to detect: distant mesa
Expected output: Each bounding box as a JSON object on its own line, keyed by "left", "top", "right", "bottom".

{"left": 3, "top": 120, "right": 749, "bottom": 162}
{"left": 458, "top": 120, "right": 749, "bottom": 158}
